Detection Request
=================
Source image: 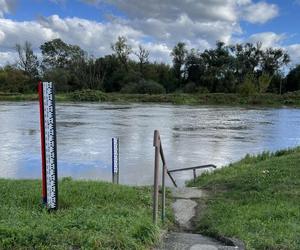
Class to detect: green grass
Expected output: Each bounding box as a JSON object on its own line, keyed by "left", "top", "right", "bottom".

{"left": 2, "top": 90, "right": 300, "bottom": 106}
{"left": 188, "top": 148, "right": 300, "bottom": 250}
{"left": 0, "top": 179, "right": 170, "bottom": 249}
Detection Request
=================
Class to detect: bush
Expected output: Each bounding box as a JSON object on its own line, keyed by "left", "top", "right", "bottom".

{"left": 183, "top": 82, "right": 197, "bottom": 93}
{"left": 121, "top": 79, "right": 165, "bottom": 94}
{"left": 70, "top": 89, "right": 108, "bottom": 101}
{"left": 258, "top": 73, "right": 272, "bottom": 93}
{"left": 238, "top": 74, "right": 257, "bottom": 97}
{"left": 0, "top": 67, "right": 33, "bottom": 93}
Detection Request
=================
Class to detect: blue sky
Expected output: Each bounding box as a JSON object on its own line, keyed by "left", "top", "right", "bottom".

{"left": 0, "top": 0, "right": 299, "bottom": 65}
{"left": 240, "top": 1, "right": 300, "bottom": 44}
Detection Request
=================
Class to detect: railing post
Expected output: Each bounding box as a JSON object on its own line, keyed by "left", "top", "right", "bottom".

{"left": 153, "top": 130, "right": 160, "bottom": 224}
{"left": 161, "top": 164, "right": 166, "bottom": 223}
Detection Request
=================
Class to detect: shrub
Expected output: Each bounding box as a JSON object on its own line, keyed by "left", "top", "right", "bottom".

{"left": 238, "top": 74, "right": 257, "bottom": 97}
{"left": 183, "top": 82, "right": 197, "bottom": 93}
{"left": 258, "top": 73, "right": 272, "bottom": 93}
{"left": 121, "top": 79, "right": 165, "bottom": 94}
{"left": 70, "top": 89, "right": 108, "bottom": 101}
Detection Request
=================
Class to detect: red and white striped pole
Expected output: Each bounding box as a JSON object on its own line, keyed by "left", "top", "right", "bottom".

{"left": 38, "top": 81, "right": 58, "bottom": 210}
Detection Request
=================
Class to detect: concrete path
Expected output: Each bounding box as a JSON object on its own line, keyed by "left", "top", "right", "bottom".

{"left": 158, "top": 187, "right": 243, "bottom": 250}
{"left": 161, "top": 232, "right": 238, "bottom": 250}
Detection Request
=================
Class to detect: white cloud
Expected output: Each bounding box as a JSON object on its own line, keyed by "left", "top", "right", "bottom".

{"left": 247, "top": 32, "right": 300, "bottom": 65}
{"left": 249, "top": 32, "right": 285, "bottom": 48}
{"left": 0, "top": 0, "right": 17, "bottom": 17}
{"left": 287, "top": 44, "right": 300, "bottom": 65}
{"left": 241, "top": 2, "right": 279, "bottom": 24}
{"left": 0, "top": 1, "right": 286, "bottom": 65}
{"left": 80, "top": 0, "right": 279, "bottom": 51}
{"left": 0, "top": 15, "right": 169, "bottom": 62}
{"left": 0, "top": 51, "right": 17, "bottom": 66}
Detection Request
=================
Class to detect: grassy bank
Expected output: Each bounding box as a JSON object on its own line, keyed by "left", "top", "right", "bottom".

{"left": 188, "top": 148, "right": 300, "bottom": 249}
{"left": 2, "top": 90, "right": 300, "bottom": 106}
{"left": 0, "top": 179, "right": 170, "bottom": 249}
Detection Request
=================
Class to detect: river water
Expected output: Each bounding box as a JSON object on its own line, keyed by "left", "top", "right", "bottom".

{"left": 1, "top": 102, "right": 300, "bottom": 186}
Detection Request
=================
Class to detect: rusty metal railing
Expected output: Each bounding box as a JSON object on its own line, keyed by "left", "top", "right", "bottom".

{"left": 168, "top": 164, "right": 217, "bottom": 183}
{"left": 152, "top": 130, "right": 217, "bottom": 224}
{"left": 153, "top": 130, "right": 177, "bottom": 224}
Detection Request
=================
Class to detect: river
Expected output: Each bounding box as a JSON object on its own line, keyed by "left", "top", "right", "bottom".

{"left": 1, "top": 102, "right": 300, "bottom": 186}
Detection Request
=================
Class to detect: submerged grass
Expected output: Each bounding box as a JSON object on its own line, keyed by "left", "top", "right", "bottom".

{"left": 2, "top": 90, "right": 300, "bottom": 106}
{"left": 0, "top": 179, "right": 170, "bottom": 249}
{"left": 188, "top": 147, "right": 300, "bottom": 250}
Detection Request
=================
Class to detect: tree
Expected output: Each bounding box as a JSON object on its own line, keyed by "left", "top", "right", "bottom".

{"left": 15, "top": 41, "right": 39, "bottom": 78}
{"left": 258, "top": 73, "right": 272, "bottom": 93}
{"left": 238, "top": 74, "right": 257, "bottom": 96}
{"left": 230, "top": 42, "right": 262, "bottom": 83}
{"left": 111, "top": 36, "right": 132, "bottom": 71}
{"left": 134, "top": 45, "right": 149, "bottom": 74}
{"left": 199, "top": 41, "right": 236, "bottom": 92}
{"left": 171, "top": 42, "right": 187, "bottom": 84}
{"left": 286, "top": 65, "right": 300, "bottom": 92}
{"left": 260, "top": 48, "right": 290, "bottom": 76}
{"left": 185, "top": 49, "right": 205, "bottom": 86}
{"left": 40, "top": 38, "right": 85, "bottom": 69}
{"left": 0, "top": 66, "right": 31, "bottom": 93}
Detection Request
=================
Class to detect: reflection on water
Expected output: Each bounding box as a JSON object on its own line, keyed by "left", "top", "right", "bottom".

{"left": 1, "top": 102, "right": 300, "bottom": 186}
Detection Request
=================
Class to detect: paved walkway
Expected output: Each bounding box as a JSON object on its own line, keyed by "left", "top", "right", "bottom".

{"left": 158, "top": 187, "right": 243, "bottom": 250}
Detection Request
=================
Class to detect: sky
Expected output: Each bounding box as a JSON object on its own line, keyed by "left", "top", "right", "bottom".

{"left": 0, "top": 0, "right": 299, "bottom": 66}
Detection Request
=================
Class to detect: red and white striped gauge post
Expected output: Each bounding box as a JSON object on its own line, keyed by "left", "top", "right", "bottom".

{"left": 38, "top": 81, "right": 58, "bottom": 210}
{"left": 112, "top": 137, "right": 120, "bottom": 184}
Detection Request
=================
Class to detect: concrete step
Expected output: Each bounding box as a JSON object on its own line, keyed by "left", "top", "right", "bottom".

{"left": 171, "top": 187, "right": 208, "bottom": 199}
{"left": 172, "top": 199, "right": 197, "bottom": 230}
{"left": 159, "top": 232, "right": 238, "bottom": 250}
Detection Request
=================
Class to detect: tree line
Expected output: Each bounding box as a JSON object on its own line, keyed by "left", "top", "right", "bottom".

{"left": 0, "top": 36, "right": 300, "bottom": 95}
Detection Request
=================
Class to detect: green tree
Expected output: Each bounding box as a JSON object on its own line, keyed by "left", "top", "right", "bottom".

{"left": 134, "top": 45, "right": 149, "bottom": 74}
{"left": 15, "top": 41, "right": 39, "bottom": 78}
{"left": 0, "top": 66, "right": 31, "bottom": 93}
{"left": 171, "top": 42, "right": 187, "bottom": 85}
{"left": 111, "top": 36, "right": 132, "bottom": 71}
{"left": 258, "top": 73, "right": 272, "bottom": 93}
{"left": 238, "top": 74, "right": 257, "bottom": 96}
{"left": 199, "top": 41, "right": 236, "bottom": 92}
{"left": 40, "top": 38, "right": 85, "bottom": 69}
{"left": 230, "top": 42, "right": 262, "bottom": 83}
{"left": 261, "top": 48, "right": 290, "bottom": 76}
{"left": 286, "top": 65, "right": 300, "bottom": 92}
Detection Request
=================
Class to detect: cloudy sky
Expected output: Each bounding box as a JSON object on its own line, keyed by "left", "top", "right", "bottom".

{"left": 0, "top": 0, "right": 299, "bottom": 65}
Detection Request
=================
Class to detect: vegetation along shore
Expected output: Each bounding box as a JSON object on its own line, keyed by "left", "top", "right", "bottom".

{"left": 1, "top": 37, "right": 300, "bottom": 102}
{"left": 188, "top": 147, "right": 300, "bottom": 250}
{"left": 2, "top": 90, "right": 300, "bottom": 106}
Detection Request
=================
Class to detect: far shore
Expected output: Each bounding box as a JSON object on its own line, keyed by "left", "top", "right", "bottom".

{"left": 2, "top": 90, "right": 300, "bottom": 107}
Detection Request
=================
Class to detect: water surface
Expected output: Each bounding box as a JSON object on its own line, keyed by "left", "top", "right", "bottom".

{"left": 1, "top": 102, "right": 300, "bottom": 185}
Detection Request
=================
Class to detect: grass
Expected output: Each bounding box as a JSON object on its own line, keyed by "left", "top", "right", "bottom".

{"left": 188, "top": 148, "right": 300, "bottom": 250}
{"left": 0, "top": 178, "right": 171, "bottom": 249}
{"left": 2, "top": 90, "right": 300, "bottom": 106}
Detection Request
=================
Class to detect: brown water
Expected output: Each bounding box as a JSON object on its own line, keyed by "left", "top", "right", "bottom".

{"left": 1, "top": 102, "right": 300, "bottom": 186}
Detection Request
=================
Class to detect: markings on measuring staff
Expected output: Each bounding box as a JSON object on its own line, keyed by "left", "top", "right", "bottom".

{"left": 39, "top": 82, "right": 58, "bottom": 210}
{"left": 112, "top": 137, "right": 120, "bottom": 184}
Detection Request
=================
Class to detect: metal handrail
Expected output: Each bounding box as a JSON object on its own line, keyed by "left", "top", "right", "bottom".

{"left": 152, "top": 130, "right": 217, "bottom": 224}
{"left": 153, "top": 130, "right": 177, "bottom": 224}
{"left": 168, "top": 164, "right": 217, "bottom": 183}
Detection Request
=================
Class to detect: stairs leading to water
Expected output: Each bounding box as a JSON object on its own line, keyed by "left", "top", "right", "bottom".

{"left": 158, "top": 187, "right": 244, "bottom": 250}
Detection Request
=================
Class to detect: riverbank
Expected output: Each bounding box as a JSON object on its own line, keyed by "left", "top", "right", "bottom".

{"left": 0, "top": 179, "right": 172, "bottom": 249}
{"left": 188, "top": 147, "right": 300, "bottom": 250}
{"left": 2, "top": 90, "right": 300, "bottom": 106}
